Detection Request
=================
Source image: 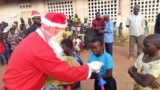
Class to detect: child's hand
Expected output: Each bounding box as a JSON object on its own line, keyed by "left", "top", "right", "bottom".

{"left": 128, "top": 66, "right": 134, "bottom": 77}
{"left": 150, "top": 80, "right": 160, "bottom": 89}
{"left": 90, "top": 72, "right": 101, "bottom": 80}
{"left": 132, "top": 66, "right": 137, "bottom": 72}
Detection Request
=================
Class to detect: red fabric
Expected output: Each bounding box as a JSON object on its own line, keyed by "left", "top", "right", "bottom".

{"left": 45, "top": 12, "right": 66, "bottom": 24}
{"left": 2, "top": 32, "right": 89, "bottom": 90}
{"left": 92, "top": 18, "right": 105, "bottom": 30}
{"left": 31, "top": 10, "right": 40, "bottom": 17}
{"left": 0, "top": 42, "right": 5, "bottom": 54}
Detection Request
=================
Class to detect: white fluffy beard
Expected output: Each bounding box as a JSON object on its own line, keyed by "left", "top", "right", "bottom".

{"left": 48, "top": 36, "right": 65, "bottom": 60}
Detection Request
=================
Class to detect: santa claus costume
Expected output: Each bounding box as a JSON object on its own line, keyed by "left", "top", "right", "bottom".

{"left": 2, "top": 12, "right": 103, "bottom": 90}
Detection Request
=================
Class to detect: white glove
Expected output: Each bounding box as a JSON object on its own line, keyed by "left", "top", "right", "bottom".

{"left": 87, "top": 61, "right": 103, "bottom": 73}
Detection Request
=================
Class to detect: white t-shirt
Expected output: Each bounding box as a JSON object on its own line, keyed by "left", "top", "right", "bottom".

{"left": 75, "top": 38, "right": 81, "bottom": 46}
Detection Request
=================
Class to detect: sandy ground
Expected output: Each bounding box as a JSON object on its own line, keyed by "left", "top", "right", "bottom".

{"left": 0, "top": 45, "right": 137, "bottom": 90}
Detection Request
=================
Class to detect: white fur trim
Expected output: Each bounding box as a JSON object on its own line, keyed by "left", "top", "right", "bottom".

{"left": 87, "top": 64, "right": 92, "bottom": 79}
{"left": 36, "top": 28, "right": 46, "bottom": 41}
{"left": 48, "top": 37, "right": 65, "bottom": 60}
{"left": 36, "top": 28, "right": 65, "bottom": 61}
{"left": 41, "top": 17, "right": 67, "bottom": 28}
{"left": 31, "top": 14, "right": 41, "bottom": 18}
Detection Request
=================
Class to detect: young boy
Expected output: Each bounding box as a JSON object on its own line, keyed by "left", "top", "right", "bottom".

{"left": 44, "top": 39, "right": 82, "bottom": 90}
{"left": 61, "top": 38, "right": 82, "bottom": 90}
{"left": 87, "top": 37, "right": 117, "bottom": 90}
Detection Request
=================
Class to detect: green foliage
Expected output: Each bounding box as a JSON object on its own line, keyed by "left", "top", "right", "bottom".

{"left": 114, "top": 35, "right": 127, "bottom": 46}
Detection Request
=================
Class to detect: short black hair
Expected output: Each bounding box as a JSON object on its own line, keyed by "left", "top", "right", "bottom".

{"left": 91, "top": 37, "right": 104, "bottom": 45}
{"left": 134, "top": 5, "right": 140, "bottom": 9}
{"left": 144, "top": 34, "right": 160, "bottom": 47}
{"left": 95, "top": 12, "right": 100, "bottom": 15}
{"left": 61, "top": 38, "right": 73, "bottom": 48}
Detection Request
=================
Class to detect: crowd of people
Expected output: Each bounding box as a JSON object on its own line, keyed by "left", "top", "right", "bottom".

{"left": 0, "top": 11, "right": 91, "bottom": 65}
{"left": 1, "top": 4, "right": 160, "bottom": 90}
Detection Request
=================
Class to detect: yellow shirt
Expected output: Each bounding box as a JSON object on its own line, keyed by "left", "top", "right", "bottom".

{"left": 65, "top": 30, "right": 72, "bottom": 38}
{"left": 73, "top": 17, "right": 81, "bottom": 23}
{"left": 45, "top": 56, "right": 80, "bottom": 85}
{"left": 133, "top": 53, "right": 160, "bottom": 90}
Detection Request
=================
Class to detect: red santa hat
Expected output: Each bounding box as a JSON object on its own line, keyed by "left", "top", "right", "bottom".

{"left": 41, "top": 12, "right": 67, "bottom": 28}
{"left": 31, "top": 10, "right": 40, "bottom": 18}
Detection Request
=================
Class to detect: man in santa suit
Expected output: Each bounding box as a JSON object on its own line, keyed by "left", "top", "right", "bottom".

{"left": 2, "top": 12, "right": 103, "bottom": 90}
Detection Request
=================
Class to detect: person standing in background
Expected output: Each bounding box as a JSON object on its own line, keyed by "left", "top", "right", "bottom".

{"left": 113, "top": 22, "right": 117, "bottom": 38}
{"left": 144, "top": 20, "right": 149, "bottom": 36}
{"left": 25, "top": 10, "right": 41, "bottom": 36}
{"left": 19, "top": 18, "right": 26, "bottom": 32}
{"left": 154, "top": 13, "right": 160, "bottom": 34}
{"left": 2, "top": 28, "right": 11, "bottom": 61}
{"left": 0, "top": 38, "right": 7, "bottom": 65}
{"left": 118, "top": 22, "right": 123, "bottom": 36}
{"left": 73, "top": 14, "right": 81, "bottom": 23}
{"left": 92, "top": 12, "right": 105, "bottom": 39}
{"left": 126, "top": 5, "right": 145, "bottom": 60}
{"left": 67, "top": 15, "right": 73, "bottom": 26}
{"left": 99, "top": 14, "right": 114, "bottom": 56}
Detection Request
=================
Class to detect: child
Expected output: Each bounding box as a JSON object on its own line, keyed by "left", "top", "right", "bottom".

{"left": 2, "top": 30, "right": 11, "bottom": 60}
{"left": 73, "top": 35, "right": 81, "bottom": 55}
{"left": 44, "top": 39, "right": 82, "bottom": 90}
{"left": 7, "top": 27, "right": 20, "bottom": 52}
{"left": 144, "top": 20, "right": 149, "bottom": 36}
{"left": 0, "top": 38, "right": 7, "bottom": 65}
{"left": 118, "top": 22, "right": 123, "bottom": 36}
{"left": 61, "top": 39, "right": 82, "bottom": 90}
{"left": 87, "top": 37, "right": 117, "bottom": 90}
{"left": 128, "top": 34, "right": 160, "bottom": 90}
{"left": 74, "top": 41, "right": 80, "bottom": 56}
{"left": 114, "top": 22, "right": 117, "bottom": 38}
{"left": 79, "top": 36, "right": 85, "bottom": 52}
{"left": 63, "top": 26, "right": 72, "bottom": 39}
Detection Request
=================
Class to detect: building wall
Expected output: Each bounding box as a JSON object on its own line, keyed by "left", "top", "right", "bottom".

{"left": 0, "top": 0, "right": 159, "bottom": 34}
{"left": 0, "top": 0, "right": 45, "bottom": 25}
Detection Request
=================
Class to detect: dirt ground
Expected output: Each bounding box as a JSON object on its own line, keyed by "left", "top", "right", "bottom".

{"left": 0, "top": 45, "right": 137, "bottom": 90}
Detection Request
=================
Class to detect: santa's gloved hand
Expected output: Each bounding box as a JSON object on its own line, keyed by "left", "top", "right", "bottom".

{"left": 87, "top": 61, "right": 103, "bottom": 73}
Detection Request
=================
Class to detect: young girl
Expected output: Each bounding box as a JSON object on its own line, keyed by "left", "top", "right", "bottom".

{"left": 128, "top": 34, "right": 160, "bottom": 90}
{"left": 87, "top": 37, "right": 117, "bottom": 90}
{"left": 44, "top": 39, "right": 82, "bottom": 90}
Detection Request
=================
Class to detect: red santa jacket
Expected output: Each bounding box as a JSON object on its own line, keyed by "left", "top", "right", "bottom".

{"left": 2, "top": 32, "right": 89, "bottom": 90}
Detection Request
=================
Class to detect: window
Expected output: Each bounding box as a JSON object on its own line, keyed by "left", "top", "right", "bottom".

{"left": 19, "top": 0, "right": 31, "bottom": 9}
{"left": 130, "top": 0, "right": 160, "bottom": 23}
{"left": 88, "top": 0, "right": 117, "bottom": 23}
{"left": 46, "top": 0, "right": 73, "bottom": 18}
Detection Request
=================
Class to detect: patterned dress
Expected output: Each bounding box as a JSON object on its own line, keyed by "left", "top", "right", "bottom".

{"left": 134, "top": 53, "right": 160, "bottom": 90}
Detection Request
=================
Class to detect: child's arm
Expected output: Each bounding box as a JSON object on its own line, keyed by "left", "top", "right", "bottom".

{"left": 128, "top": 66, "right": 156, "bottom": 87}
